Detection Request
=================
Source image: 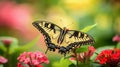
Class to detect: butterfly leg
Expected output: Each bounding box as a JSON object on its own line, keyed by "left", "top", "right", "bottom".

{"left": 45, "top": 48, "right": 49, "bottom": 54}
{"left": 46, "top": 43, "right": 56, "bottom": 52}
{"left": 58, "top": 46, "right": 67, "bottom": 56}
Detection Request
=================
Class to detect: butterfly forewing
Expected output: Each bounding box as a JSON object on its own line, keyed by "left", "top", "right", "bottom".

{"left": 32, "top": 21, "right": 62, "bottom": 46}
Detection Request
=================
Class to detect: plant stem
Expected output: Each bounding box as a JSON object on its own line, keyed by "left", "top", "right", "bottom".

{"left": 75, "top": 52, "right": 78, "bottom": 67}
{"left": 4, "top": 47, "right": 11, "bottom": 67}
{"left": 73, "top": 48, "right": 78, "bottom": 67}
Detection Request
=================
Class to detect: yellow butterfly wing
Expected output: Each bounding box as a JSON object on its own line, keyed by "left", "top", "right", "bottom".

{"left": 32, "top": 21, "right": 62, "bottom": 51}
{"left": 32, "top": 21, "right": 95, "bottom": 55}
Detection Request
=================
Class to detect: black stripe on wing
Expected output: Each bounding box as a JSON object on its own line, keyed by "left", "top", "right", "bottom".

{"left": 32, "top": 21, "right": 51, "bottom": 43}
{"left": 68, "top": 30, "right": 94, "bottom": 44}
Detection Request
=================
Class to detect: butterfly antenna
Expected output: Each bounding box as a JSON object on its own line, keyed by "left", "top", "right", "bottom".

{"left": 45, "top": 48, "right": 49, "bottom": 54}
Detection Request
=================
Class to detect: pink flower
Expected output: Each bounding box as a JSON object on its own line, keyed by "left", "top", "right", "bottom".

{"left": 84, "top": 46, "right": 96, "bottom": 57}
{"left": 0, "top": 1, "right": 36, "bottom": 41}
{"left": 0, "top": 37, "right": 12, "bottom": 47}
{"left": 17, "top": 63, "right": 23, "bottom": 67}
{"left": 78, "top": 46, "right": 95, "bottom": 63}
{"left": 35, "top": 64, "right": 43, "bottom": 67}
{"left": 113, "top": 35, "right": 120, "bottom": 42}
{"left": 17, "top": 52, "right": 49, "bottom": 67}
{"left": 69, "top": 46, "right": 95, "bottom": 63}
{"left": 69, "top": 57, "right": 75, "bottom": 61}
{"left": 0, "top": 56, "right": 8, "bottom": 64}
{"left": 0, "top": 1, "right": 32, "bottom": 29}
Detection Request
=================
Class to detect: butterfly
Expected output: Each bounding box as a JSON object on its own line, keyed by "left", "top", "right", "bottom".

{"left": 32, "top": 20, "right": 94, "bottom": 55}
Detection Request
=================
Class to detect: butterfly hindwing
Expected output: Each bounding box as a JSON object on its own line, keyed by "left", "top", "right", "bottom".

{"left": 67, "top": 30, "right": 94, "bottom": 44}
{"left": 58, "top": 30, "right": 94, "bottom": 54}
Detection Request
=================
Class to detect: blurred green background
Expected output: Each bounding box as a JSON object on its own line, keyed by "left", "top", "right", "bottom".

{"left": 0, "top": 0, "right": 120, "bottom": 67}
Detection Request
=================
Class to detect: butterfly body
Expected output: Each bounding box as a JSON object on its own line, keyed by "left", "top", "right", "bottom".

{"left": 57, "top": 27, "right": 68, "bottom": 44}
{"left": 32, "top": 21, "right": 94, "bottom": 55}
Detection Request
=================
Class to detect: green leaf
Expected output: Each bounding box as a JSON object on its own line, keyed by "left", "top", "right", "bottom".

{"left": 0, "top": 65, "right": 3, "bottom": 67}
{"left": 16, "top": 36, "right": 40, "bottom": 51}
{"left": 95, "top": 46, "right": 114, "bottom": 53}
{"left": 0, "top": 37, "right": 18, "bottom": 54}
{"left": 9, "top": 37, "right": 19, "bottom": 54}
{"left": 69, "top": 64, "right": 76, "bottom": 67}
{"left": 81, "top": 23, "right": 97, "bottom": 33}
{"left": 0, "top": 42, "right": 6, "bottom": 52}
{"left": 91, "top": 63, "right": 102, "bottom": 67}
{"left": 64, "top": 55, "right": 77, "bottom": 65}
{"left": 76, "top": 45, "right": 88, "bottom": 53}
{"left": 52, "top": 58, "right": 72, "bottom": 67}
{"left": 78, "top": 62, "right": 91, "bottom": 67}
{"left": 60, "top": 58, "right": 72, "bottom": 65}
{"left": 116, "top": 43, "right": 120, "bottom": 48}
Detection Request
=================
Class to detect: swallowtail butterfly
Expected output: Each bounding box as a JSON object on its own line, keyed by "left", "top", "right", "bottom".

{"left": 32, "top": 21, "right": 94, "bottom": 55}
